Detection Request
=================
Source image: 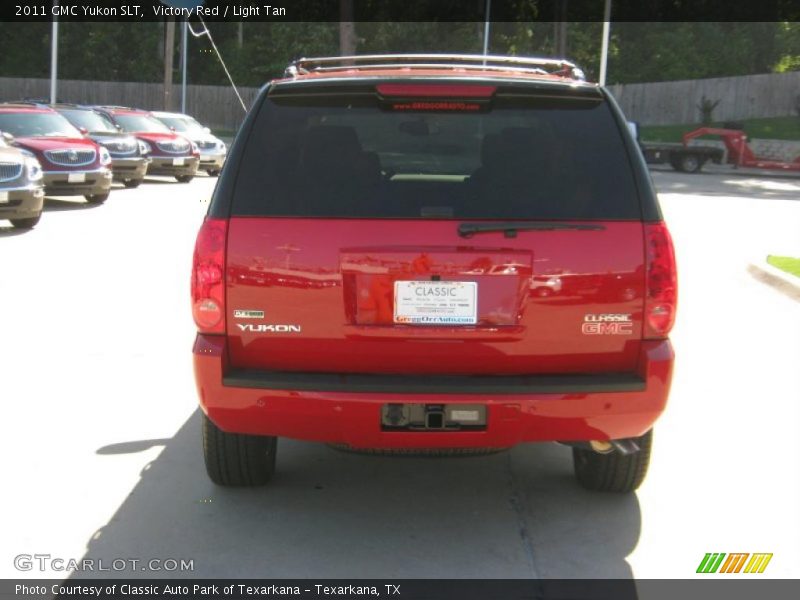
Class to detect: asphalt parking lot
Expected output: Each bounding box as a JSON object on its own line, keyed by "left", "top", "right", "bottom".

{"left": 1, "top": 169, "right": 798, "bottom": 580}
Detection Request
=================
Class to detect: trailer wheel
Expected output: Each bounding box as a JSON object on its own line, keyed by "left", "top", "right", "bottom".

{"left": 676, "top": 153, "right": 703, "bottom": 173}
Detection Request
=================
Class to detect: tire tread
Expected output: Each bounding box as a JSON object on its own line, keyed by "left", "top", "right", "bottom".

{"left": 202, "top": 414, "right": 276, "bottom": 486}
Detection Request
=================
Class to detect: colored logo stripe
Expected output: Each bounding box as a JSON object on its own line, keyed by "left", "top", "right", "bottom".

{"left": 697, "top": 552, "right": 773, "bottom": 574}
{"left": 719, "top": 553, "right": 749, "bottom": 573}
{"left": 744, "top": 553, "right": 773, "bottom": 573}
{"left": 697, "top": 553, "right": 726, "bottom": 573}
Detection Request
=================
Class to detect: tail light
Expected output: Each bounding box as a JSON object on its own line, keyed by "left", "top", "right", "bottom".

{"left": 644, "top": 222, "right": 678, "bottom": 339}
{"left": 376, "top": 84, "right": 497, "bottom": 97}
{"left": 191, "top": 218, "right": 227, "bottom": 334}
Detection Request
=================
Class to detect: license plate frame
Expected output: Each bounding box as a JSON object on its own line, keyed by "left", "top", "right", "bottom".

{"left": 394, "top": 280, "right": 477, "bottom": 325}
{"left": 173, "top": 157, "right": 185, "bottom": 166}
{"left": 0, "top": 191, "right": 8, "bottom": 203}
{"left": 67, "top": 172, "right": 86, "bottom": 183}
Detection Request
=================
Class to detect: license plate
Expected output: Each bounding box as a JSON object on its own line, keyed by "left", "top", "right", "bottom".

{"left": 67, "top": 172, "right": 86, "bottom": 183}
{"left": 173, "top": 158, "right": 185, "bottom": 166}
{"left": 0, "top": 191, "right": 8, "bottom": 203}
{"left": 394, "top": 280, "right": 477, "bottom": 325}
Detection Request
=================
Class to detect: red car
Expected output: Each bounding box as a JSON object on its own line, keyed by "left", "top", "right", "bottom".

{"left": 0, "top": 104, "right": 112, "bottom": 204}
{"left": 192, "top": 55, "right": 677, "bottom": 493}
{"left": 93, "top": 106, "right": 200, "bottom": 183}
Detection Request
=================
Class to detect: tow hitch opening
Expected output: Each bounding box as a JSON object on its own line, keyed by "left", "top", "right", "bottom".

{"left": 381, "top": 403, "right": 487, "bottom": 431}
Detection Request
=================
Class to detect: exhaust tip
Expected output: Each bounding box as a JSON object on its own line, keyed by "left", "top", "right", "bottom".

{"left": 589, "top": 440, "right": 613, "bottom": 454}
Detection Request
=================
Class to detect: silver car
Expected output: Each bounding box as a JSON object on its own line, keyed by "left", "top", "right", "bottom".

{"left": 0, "top": 133, "right": 45, "bottom": 229}
{"left": 151, "top": 111, "right": 227, "bottom": 176}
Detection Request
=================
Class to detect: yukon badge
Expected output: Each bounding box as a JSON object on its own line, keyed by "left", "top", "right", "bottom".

{"left": 233, "top": 309, "right": 265, "bottom": 319}
{"left": 237, "top": 324, "right": 302, "bottom": 333}
{"left": 582, "top": 314, "right": 633, "bottom": 335}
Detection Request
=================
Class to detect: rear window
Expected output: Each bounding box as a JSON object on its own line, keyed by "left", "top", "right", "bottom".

{"left": 232, "top": 89, "right": 640, "bottom": 220}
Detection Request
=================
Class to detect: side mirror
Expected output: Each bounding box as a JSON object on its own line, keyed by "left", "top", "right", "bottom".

{"left": 170, "top": 126, "right": 176, "bottom": 132}
{"left": 1, "top": 131, "right": 14, "bottom": 144}
{"left": 78, "top": 126, "right": 89, "bottom": 135}
{"left": 626, "top": 121, "right": 640, "bottom": 142}
{"left": 115, "top": 123, "right": 122, "bottom": 131}
{"left": 203, "top": 126, "right": 211, "bottom": 134}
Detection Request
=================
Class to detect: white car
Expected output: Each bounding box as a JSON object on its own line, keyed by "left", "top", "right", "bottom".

{"left": 530, "top": 274, "right": 563, "bottom": 297}
{"left": 151, "top": 111, "right": 227, "bottom": 176}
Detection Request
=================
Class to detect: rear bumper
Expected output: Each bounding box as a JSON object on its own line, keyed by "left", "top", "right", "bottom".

{"left": 194, "top": 336, "right": 674, "bottom": 449}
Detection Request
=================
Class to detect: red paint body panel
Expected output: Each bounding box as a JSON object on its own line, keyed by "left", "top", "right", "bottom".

{"left": 12, "top": 136, "right": 98, "bottom": 153}
{"left": 194, "top": 334, "right": 673, "bottom": 447}
{"left": 225, "top": 218, "right": 645, "bottom": 375}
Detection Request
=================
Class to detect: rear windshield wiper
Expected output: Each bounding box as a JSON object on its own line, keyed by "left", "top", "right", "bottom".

{"left": 458, "top": 222, "right": 606, "bottom": 238}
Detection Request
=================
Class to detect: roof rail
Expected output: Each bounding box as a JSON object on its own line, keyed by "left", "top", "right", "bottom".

{"left": 284, "top": 54, "right": 586, "bottom": 81}
{"left": 0, "top": 100, "right": 50, "bottom": 107}
{"left": 93, "top": 104, "right": 137, "bottom": 111}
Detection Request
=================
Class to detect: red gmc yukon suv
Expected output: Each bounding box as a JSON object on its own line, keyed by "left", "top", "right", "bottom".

{"left": 192, "top": 55, "right": 677, "bottom": 493}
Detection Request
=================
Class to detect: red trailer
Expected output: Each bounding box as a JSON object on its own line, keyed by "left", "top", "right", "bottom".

{"left": 682, "top": 127, "right": 800, "bottom": 172}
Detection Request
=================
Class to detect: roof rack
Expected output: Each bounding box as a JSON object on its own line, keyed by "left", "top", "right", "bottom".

{"left": 0, "top": 100, "right": 50, "bottom": 107}
{"left": 1, "top": 101, "right": 96, "bottom": 110}
{"left": 284, "top": 54, "right": 586, "bottom": 81}
{"left": 93, "top": 105, "right": 136, "bottom": 110}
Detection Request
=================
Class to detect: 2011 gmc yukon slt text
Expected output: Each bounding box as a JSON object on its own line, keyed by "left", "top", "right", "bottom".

{"left": 191, "top": 55, "right": 677, "bottom": 493}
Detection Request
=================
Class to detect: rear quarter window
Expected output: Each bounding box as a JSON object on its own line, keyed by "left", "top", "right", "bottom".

{"left": 230, "top": 88, "right": 640, "bottom": 220}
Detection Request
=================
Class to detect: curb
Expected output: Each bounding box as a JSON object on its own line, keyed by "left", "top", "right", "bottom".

{"left": 747, "top": 260, "right": 800, "bottom": 302}
{"left": 650, "top": 164, "right": 800, "bottom": 180}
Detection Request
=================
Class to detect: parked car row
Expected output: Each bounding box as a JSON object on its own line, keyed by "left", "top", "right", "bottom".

{"left": 0, "top": 133, "right": 45, "bottom": 229}
{"left": 0, "top": 102, "right": 227, "bottom": 229}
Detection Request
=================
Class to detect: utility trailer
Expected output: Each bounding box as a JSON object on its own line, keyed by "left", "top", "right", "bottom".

{"left": 640, "top": 140, "right": 723, "bottom": 173}
{"left": 640, "top": 127, "right": 800, "bottom": 174}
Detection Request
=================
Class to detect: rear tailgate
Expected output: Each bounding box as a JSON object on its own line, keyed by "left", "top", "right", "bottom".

{"left": 223, "top": 81, "right": 645, "bottom": 376}
{"left": 226, "top": 219, "right": 643, "bottom": 374}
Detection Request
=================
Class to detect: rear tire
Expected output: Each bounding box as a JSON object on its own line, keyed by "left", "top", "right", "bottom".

{"left": 206, "top": 169, "right": 221, "bottom": 177}
{"left": 572, "top": 429, "right": 653, "bottom": 493}
{"left": 10, "top": 215, "right": 40, "bottom": 229}
{"left": 176, "top": 174, "right": 194, "bottom": 183}
{"left": 123, "top": 179, "right": 142, "bottom": 188}
{"left": 202, "top": 413, "right": 277, "bottom": 486}
{"left": 85, "top": 193, "right": 109, "bottom": 204}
